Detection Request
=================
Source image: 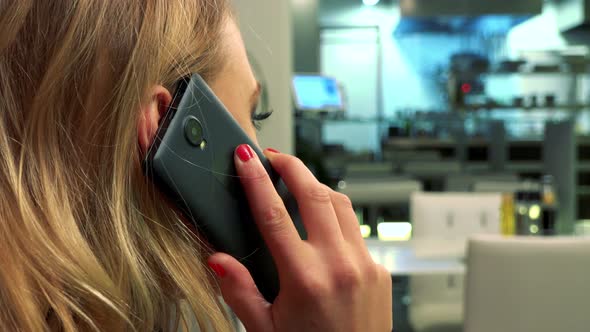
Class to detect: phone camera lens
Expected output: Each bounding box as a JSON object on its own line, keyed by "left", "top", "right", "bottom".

{"left": 184, "top": 116, "right": 204, "bottom": 147}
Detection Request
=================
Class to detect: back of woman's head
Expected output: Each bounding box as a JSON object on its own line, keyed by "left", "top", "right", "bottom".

{"left": 0, "top": 1, "right": 234, "bottom": 331}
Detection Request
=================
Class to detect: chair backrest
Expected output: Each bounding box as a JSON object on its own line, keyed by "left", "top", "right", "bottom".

{"left": 411, "top": 192, "right": 501, "bottom": 258}
{"left": 410, "top": 274, "right": 465, "bottom": 305}
{"left": 408, "top": 274, "right": 465, "bottom": 331}
{"left": 465, "top": 235, "right": 590, "bottom": 332}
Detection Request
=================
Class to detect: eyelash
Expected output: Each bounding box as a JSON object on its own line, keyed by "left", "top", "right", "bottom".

{"left": 251, "top": 109, "right": 273, "bottom": 131}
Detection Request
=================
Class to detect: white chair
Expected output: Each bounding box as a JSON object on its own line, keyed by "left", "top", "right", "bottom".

{"left": 408, "top": 273, "right": 465, "bottom": 332}
{"left": 408, "top": 192, "right": 502, "bottom": 332}
{"left": 465, "top": 235, "right": 590, "bottom": 332}
{"left": 411, "top": 192, "right": 502, "bottom": 258}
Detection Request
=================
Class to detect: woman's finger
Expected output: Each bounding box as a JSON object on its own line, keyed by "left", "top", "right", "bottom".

{"left": 207, "top": 253, "right": 272, "bottom": 332}
{"left": 329, "top": 191, "right": 365, "bottom": 246}
{"left": 235, "top": 144, "right": 304, "bottom": 269}
{"left": 263, "top": 150, "right": 343, "bottom": 245}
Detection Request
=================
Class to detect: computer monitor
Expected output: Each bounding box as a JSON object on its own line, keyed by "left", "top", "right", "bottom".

{"left": 292, "top": 74, "right": 345, "bottom": 113}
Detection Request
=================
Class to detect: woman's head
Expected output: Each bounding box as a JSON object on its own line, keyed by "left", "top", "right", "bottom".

{"left": 0, "top": 0, "right": 256, "bottom": 330}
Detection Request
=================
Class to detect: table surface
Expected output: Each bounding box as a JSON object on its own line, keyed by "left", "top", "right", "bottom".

{"left": 365, "top": 239, "right": 466, "bottom": 276}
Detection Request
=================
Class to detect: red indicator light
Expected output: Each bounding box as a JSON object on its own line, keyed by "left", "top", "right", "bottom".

{"left": 461, "top": 83, "right": 472, "bottom": 94}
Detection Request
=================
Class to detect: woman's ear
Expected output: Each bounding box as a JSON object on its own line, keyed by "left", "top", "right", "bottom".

{"left": 138, "top": 85, "right": 172, "bottom": 154}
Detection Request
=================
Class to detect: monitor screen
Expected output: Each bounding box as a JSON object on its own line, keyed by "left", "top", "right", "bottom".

{"left": 292, "top": 75, "right": 344, "bottom": 112}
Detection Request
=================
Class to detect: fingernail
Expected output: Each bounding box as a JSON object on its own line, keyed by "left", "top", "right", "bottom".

{"left": 208, "top": 262, "right": 226, "bottom": 278}
{"left": 236, "top": 144, "right": 255, "bottom": 162}
{"left": 266, "top": 148, "right": 280, "bottom": 154}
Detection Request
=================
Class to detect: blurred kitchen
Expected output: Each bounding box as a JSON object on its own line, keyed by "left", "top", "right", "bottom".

{"left": 288, "top": 0, "right": 590, "bottom": 331}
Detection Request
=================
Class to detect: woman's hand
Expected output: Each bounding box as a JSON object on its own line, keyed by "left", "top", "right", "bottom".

{"left": 207, "top": 145, "right": 392, "bottom": 332}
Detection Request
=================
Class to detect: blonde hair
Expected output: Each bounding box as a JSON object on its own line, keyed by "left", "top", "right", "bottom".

{"left": 0, "top": 0, "right": 234, "bottom": 331}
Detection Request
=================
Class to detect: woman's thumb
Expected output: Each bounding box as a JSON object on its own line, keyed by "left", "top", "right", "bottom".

{"left": 207, "top": 253, "right": 273, "bottom": 332}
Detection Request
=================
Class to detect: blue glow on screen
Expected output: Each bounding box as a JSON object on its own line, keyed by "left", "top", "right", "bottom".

{"left": 293, "top": 75, "right": 343, "bottom": 110}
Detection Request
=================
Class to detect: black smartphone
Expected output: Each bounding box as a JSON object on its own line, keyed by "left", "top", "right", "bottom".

{"left": 143, "top": 74, "right": 306, "bottom": 302}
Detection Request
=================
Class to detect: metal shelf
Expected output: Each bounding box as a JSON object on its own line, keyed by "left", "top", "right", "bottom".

{"left": 505, "top": 162, "right": 543, "bottom": 172}
{"left": 578, "top": 186, "right": 590, "bottom": 196}
{"left": 482, "top": 71, "right": 585, "bottom": 77}
{"left": 457, "top": 104, "right": 590, "bottom": 112}
{"left": 578, "top": 162, "right": 590, "bottom": 172}
{"left": 296, "top": 116, "right": 387, "bottom": 124}
{"left": 454, "top": 70, "right": 589, "bottom": 78}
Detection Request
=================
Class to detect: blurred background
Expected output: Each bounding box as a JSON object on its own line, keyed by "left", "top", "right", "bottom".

{"left": 234, "top": 1, "right": 590, "bottom": 331}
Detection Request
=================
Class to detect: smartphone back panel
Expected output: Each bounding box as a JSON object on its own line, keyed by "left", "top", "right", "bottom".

{"left": 144, "top": 75, "right": 306, "bottom": 302}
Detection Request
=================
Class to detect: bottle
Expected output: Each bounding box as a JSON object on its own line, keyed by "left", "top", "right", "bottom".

{"left": 514, "top": 180, "right": 542, "bottom": 236}
{"left": 501, "top": 193, "right": 516, "bottom": 236}
{"left": 541, "top": 175, "right": 558, "bottom": 236}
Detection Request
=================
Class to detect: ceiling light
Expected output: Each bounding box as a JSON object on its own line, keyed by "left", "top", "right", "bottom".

{"left": 363, "top": 0, "right": 380, "bottom": 6}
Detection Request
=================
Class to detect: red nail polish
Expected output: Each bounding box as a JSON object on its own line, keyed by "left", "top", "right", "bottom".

{"left": 266, "top": 148, "right": 280, "bottom": 154}
{"left": 208, "top": 262, "right": 226, "bottom": 278}
{"left": 236, "top": 144, "right": 254, "bottom": 162}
